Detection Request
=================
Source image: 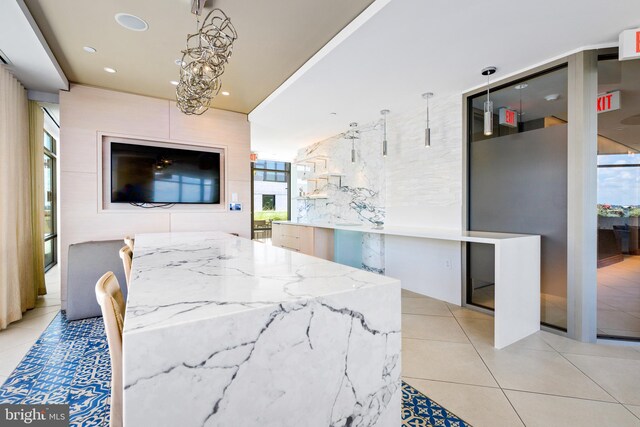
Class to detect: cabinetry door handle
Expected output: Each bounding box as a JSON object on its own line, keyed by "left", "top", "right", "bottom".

{"left": 282, "top": 245, "right": 300, "bottom": 252}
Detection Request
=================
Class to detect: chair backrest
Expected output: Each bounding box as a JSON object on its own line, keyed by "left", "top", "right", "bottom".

{"left": 124, "top": 236, "right": 134, "bottom": 252}
{"left": 119, "top": 246, "right": 133, "bottom": 289}
{"left": 95, "top": 271, "right": 125, "bottom": 427}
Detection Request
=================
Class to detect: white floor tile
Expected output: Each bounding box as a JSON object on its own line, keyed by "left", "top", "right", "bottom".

{"left": 625, "top": 405, "right": 640, "bottom": 420}
{"left": 506, "top": 390, "right": 640, "bottom": 427}
{"left": 564, "top": 353, "right": 640, "bottom": 406}
{"left": 401, "top": 297, "right": 452, "bottom": 316}
{"left": 9, "top": 310, "right": 58, "bottom": 331}
{"left": 0, "top": 326, "right": 43, "bottom": 351}
{"left": 401, "top": 314, "right": 468, "bottom": 343}
{"left": 478, "top": 346, "right": 615, "bottom": 402}
{"left": 0, "top": 341, "right": 36, "bottom": 376}
{"left": 402, "top": 338, "right": 498, "bottom": 387}
{"left": 401, "top": 289, "right": 428, "bottom": 298}
{"left": 541, "top": 330, "right": 640, "bottom": 360}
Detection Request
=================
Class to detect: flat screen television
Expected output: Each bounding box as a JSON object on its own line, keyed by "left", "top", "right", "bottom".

{"left": 110, "top": 142, "right": 221, "bottom": 204}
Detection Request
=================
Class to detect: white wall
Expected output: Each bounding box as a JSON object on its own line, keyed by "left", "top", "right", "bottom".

{"left": 385, "top": 93, "right": 462, "bottom": 230}
{"left": 59, "top": 84, "right": 251, "bottom": 308}
{"left": 384, "top": 93, "right": 463, "bottom": 301}
{"left": 292, "top": 92, "right": 464, "bottom": 300}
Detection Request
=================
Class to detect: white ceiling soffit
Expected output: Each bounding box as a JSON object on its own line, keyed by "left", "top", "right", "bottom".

{"left": 249, "top": 0, "right": 640, "bottom": 161}
{"left": 0, "top": 0, "right": 67, "bottom": 93}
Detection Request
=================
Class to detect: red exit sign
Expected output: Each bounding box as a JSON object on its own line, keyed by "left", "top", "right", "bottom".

{"left": 597, "top": 91, "right": 620, "bottom": 113}
{"left": 499, "top": 108, "right": 518, "bottom": 128}
{"left": 619, "top": 28, "right": 640, "bottom": 60}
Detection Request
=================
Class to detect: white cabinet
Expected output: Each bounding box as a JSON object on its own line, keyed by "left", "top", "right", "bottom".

{"left": 272, "top": 223, "right": 334, "bottom": 260}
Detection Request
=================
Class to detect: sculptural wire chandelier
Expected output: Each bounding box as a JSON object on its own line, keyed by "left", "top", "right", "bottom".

{"left": 176, "top": 2, "right": 237, "bottom": 115}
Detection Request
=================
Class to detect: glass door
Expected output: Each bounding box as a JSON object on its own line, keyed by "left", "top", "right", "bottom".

{"left": 596, "top": 56, "right": 640, "bottom": 340}
{"left": 251, "top": 160, "right": 291, "bottom": 240}
{"left": 44, "top": 131, "right": 57, "bottom": 271}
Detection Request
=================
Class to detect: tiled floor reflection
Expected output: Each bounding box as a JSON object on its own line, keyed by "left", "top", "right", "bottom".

{"left": 598, "top": 256, "right": 640, "bottom": 338}
{"left": 469, "top": 285, "right": 568, "bottom": 330}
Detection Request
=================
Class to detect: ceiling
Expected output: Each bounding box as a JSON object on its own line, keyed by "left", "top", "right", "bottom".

{"left": 248, "top": 0, "right": 640, "bottom": 160}
{"left": 0, "top": 0, "right": 67, "bottom": 93}
{"left": 22, "top": 0, "right": 375, "bottom": 114}
{"left": 4, "top": 0, "right": 640, "bottom": 161}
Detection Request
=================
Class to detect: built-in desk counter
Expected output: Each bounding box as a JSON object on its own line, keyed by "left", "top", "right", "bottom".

{"left": 123, "top": 231, "right": 400, "bottom": 427}
{"left": 273, "top": 221, "right": 541, "bottom": 349}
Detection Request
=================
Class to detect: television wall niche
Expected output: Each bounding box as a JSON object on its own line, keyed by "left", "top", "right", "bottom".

{"left": 100, "top": 135, "right": 226, "bottom": 211}
{"left": 59, "top": 84, "right": 250, "bottom": 310}
{"left": 109, "top": 140, "right": 222, "bottom": 205}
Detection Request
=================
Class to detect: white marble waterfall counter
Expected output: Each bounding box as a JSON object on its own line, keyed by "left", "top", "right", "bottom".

{"left": 122, "top": 231, "right": 401, "bottom": 427}
{"left": 274, "top": 221, "right": 541, "bottom": 350}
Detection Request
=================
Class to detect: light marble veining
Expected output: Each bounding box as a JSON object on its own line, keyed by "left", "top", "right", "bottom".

{"left": 294, "top": 124, "right": 386, "bottom": 272}
{"left": 123, "top": 231, "right": 401, "bottom": 426}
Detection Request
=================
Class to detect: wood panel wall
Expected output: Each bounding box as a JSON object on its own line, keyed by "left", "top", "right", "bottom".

{"left": 59, "top": 84, "right": 251, "bottom": 308}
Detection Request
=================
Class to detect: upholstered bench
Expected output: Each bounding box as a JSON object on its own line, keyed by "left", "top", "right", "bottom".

{"left": 66, "top": 240, "right": 129, "bottom": 321}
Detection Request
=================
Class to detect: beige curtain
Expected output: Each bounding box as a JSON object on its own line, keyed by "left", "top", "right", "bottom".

{"left": 0, "top": 65, "right": 44, "bottom": 330}
{"left": 29, "top": 101, "right": 46, "bottom": 297}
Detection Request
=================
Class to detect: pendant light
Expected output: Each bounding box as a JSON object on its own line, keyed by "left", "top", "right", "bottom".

{"left": 345, "top": 122, "right": 359, "bottom": 164}
{"left": 515, "top": 82, "right": 528, "bottom": 132}
{"left": 380, "top": 109, "right": 390, "bottom": 156}
{"left": 422, "top": 92, "right": 434, "bottom": 147}
{"left": 352, "top": 139, "right": 356, "bottom": 163}
{"left": 481, "top": 66, "right": 497, "bottom": 136}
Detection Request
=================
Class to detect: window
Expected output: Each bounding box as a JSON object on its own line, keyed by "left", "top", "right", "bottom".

{"left": 251, "top": 160, "right": 291, "bottom": 239}
{"left": 262, "top": 195, "right": 276, "bottom": 211}
{"left": 44, "top": 130, "right": 57, "bottom": 271}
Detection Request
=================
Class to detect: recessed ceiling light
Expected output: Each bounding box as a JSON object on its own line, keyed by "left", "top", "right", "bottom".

{"left": 170, "top": 80, "right": 179, "bottom": 86}
{"left": 83, "top": 46, "right": 96, "bottom": 53}
{"left": 221, "top": 91, "right": 230, "bottom": 96}
{"left": 515, "top": 83, "right": 528, "bottom": 90}
{"left": 545, "top": 93, "right": 560, "bottom": 101}
{"left": 115, "top": 13, "right": 149, "bottom": 32}
{"left": 104, "top": 67, "right": 117, "bottom": 73}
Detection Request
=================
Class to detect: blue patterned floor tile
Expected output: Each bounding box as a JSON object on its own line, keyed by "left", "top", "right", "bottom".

{"left": 402, "top": 382, "right": 470, "bottom": 426}
{"left": 0, "top": 388, "right": 28, "bottom": 403}
{"left": 1, "top": 311, "right": 470, "bottom": 427}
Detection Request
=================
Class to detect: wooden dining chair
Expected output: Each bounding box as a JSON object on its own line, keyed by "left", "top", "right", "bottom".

{"left": 124, "top": 236, "right": 134, "bottom": 252}
{"left": 119, "top": 246, "right": 133, "bottom": 289}
{"left": 95, "top": 272, "right": 126, "bottom": 427}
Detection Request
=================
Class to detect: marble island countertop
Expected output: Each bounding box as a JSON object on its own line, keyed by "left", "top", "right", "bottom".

{"left": 123, "top": 231, "right": 401, "bottom": 426}
{"left": 124, "top": 231, "right": 398, "bottom": 335}
{"left": 273, "top": 220, "right": 539, "bottom": 243}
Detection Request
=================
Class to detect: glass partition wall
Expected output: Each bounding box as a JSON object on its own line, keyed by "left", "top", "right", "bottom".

{"left": 467, "top": 66, "right": 569, "bottom": 330}
{"left": 596, "top": 56, "right": 640, "bottom": 340}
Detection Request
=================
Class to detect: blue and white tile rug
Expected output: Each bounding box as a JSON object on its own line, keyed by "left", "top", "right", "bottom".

{"left": 0, "top": 312, "right": 469, "bottom": 427}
